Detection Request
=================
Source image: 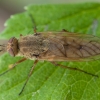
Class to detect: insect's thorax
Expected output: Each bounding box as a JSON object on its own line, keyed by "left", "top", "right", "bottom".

{"left": 18, "top": 34, "right": 49, "bottom": 59}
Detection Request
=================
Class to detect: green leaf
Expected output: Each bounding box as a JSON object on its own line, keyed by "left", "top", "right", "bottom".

{"left": 0, "top": 3, "right": 100, "bottom": 100}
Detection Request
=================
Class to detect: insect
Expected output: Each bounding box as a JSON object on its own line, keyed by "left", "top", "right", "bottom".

{"left": 0, "top": 15, "right": 99, "bottom": 95}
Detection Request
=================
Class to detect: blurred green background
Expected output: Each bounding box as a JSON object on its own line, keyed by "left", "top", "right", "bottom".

{"left": 0, "top": 0, "right": 100, "bottom": 32}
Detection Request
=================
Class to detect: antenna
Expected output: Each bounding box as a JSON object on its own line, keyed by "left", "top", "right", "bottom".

{"left": 0, "top": 44, "right": 6, "bottom": 54}
{"left": 0, "top": 50, "right": 2, "bottom": 52}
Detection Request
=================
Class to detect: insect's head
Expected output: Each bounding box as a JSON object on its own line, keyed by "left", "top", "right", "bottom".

{"left": 7, "top": 37, "right": 19, "bottom": 57}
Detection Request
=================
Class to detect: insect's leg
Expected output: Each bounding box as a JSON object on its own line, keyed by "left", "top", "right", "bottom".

{"left": 29, "top": 14, "right": 37, "bottom": 35}
{"left": 20, "top": 34, "right": 23, "bottom": 37}
{"left": 0, "top": 58, "right": 27, "bottom": 76}
{"left": 61, "top": 29, "right": 69, "bottom": 32}
{"left": 51, "top": 62, "right": 98, "bottom": 77}
{"left": 19, "top": 60, "right": 38, "bottom": 95}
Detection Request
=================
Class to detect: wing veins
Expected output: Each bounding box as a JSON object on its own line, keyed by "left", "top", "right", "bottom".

{"left": 55, "top": 44, "right": 66, "bottom": 57}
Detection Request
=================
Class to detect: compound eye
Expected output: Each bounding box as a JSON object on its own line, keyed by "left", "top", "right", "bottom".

{"left": 8, "top": 48, "right": 15, "bottom": 57}
{"left": 7, "top": 37, "right": 18, "bottom": 57}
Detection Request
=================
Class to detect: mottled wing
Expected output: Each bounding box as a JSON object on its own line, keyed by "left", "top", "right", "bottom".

{"left": 39, "top": 32, "right": 100, "bottom": 61}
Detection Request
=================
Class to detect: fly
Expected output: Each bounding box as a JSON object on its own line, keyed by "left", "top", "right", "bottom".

{"left": 0, "top": 15, "right": 99, "bottom": 95}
